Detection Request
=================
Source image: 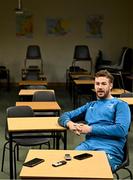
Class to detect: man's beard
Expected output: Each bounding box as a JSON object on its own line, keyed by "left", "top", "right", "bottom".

{"left": 96, "top": 90, "right": 109, "bottom": 99}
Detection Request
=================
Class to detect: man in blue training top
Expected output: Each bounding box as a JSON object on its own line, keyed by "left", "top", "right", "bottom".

{"left": 58, "top": 70, "right": 131, "bottom": 172}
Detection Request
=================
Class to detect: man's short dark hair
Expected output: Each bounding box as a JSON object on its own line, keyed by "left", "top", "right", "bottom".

{"left": 95, "top": 70, "right": 114, "bottom": 84}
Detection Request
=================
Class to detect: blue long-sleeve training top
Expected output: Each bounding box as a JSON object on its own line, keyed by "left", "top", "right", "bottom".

{"left": 58, "top": 97, "right": 131, "bottom": 161}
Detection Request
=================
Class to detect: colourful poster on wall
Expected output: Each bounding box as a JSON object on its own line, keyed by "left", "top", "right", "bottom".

{"left": 16, "top": 12, "right": 33, "bottom": 38}
{"left": 46, "top": 18, "right": 71, "bottom": 36}
{"left": 86, "top": 15, "right": 104, "bottom": 38}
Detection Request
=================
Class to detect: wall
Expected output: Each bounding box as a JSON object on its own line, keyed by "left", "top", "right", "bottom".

{"left": 0, "top": 0, "right": 132, "bottom": 83}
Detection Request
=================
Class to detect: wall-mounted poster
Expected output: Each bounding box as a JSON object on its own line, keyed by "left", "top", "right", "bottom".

{"left": 86, "top": 15, "right": 104, "bottom": 38}
{"left": 46, "top": 18, "right": 71, "bottom": 36}
{"left": 16, "top": 11, "right": 33, "bottom": 38}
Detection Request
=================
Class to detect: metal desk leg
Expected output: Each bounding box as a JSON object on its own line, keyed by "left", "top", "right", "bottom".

{"left": 64, "top": 130, "right": 67, "bottom": 150}
{"left": 9, "top": 132, "right": 14, "bottom": 179}
{"left": 73, "top": 83, "right": 78, "bottom": 108}
{"left": 59, "top": 130, "right": 67, "bottom": 150}
{"left": 56, "top": 132, "right": 60, "bottom": 149}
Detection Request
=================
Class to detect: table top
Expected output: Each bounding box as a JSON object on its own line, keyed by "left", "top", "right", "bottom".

{"left": 70, "top": 74, "right": 93, "bottom": 79}
{"left": 74, "top": 79, "right": 95, "bottom": 85}
{"left": 7, "top": 117, "right": 65, "bottom": 132}
{"left": 118, "top": 97, "right": 133, "bottom": 105}
{"left": 69, "top": 71, "right": 90, "bottom": 75}
{"left": 92, "top": 88, "right": 129, "bottom": 95}
{"left": 16, "top": 101, "right": 61, "bottom": 111}
{"left": 19, "top": 89, "right": 54, "bottom": 96}
{"left": 18, "top": 80, "right": 48, "bottom": 86}
{"left": 111, "top": 89, "right": 129, "bottom": 95}
{"left": 19, "top": 149, "right": 113, "bottom": 179}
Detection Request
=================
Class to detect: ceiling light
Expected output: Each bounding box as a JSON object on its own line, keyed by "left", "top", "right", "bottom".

{"left": 15, "top": 0, "right": 24, "bottom": 14}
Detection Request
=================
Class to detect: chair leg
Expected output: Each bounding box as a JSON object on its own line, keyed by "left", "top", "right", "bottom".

{"left": 114, "top": 168, "right": 133, "bottom": 180}
{"left": 16, "top": 144, "right": 19, "bottom": 161}
{"left": 48, "top": 141, "right": 51, "bottom": 149}
{"left": 124, "top": 167, "right": 133, "bottom": 179}
{"left": 52, "top": 132, "right": 56, "bottom": 149}
{"left": 1, "top": 141, "right": 9, "bottom": 172}
{"left": 119, "top": 71, "right": 125, "bottom": 90}
{"left": 40, "top": 142, "right": 51, "bottom": 149}
{"left": 13, "top": 144, "right": 18, "bottom": 179}
{"left": 114, "top": 172, "right": 119, "bottom": 179}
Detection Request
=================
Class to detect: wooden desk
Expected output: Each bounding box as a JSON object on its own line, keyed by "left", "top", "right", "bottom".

{"left": 8, "top": 117, "right": 67, "bottom": 179}
{"left": 19, "top": 89, "right": 54, "bottom": 96}
{"left": 111, "top": 88, "right": 129, "bottom": 95}
{"left": 118, "top": 97, "right": 133, "bottom": 105}
{"left": 19, "top": 89, "right": 54, "bottom": 101}
{"left": 66, "top": 71, "right": 91, "bottom": 96}
{"left": 70, "top": 74, "right": 93, "bottom": 79}
{"left": 92, "top": 88, "right": 129, "bottom": 96}
{"left": 18, "top": 80, "right": 48, "bottom": 87}
{"left": 20, "top": 149, "right": 113, "bottom": 180}
{"left": 73, "top": 79, "right": 94, "bottom": 85}
{"left": 69, "top": 71, "right": 90, "bottom": 75}
{"left": 73, "top": 79, "right": 94, "bottom": 108}
{"left": 16, "top": 101, "right": 61, "bottom": 116}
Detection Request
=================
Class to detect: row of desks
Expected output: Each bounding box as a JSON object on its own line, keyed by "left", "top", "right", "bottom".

{"left": 8, "top": 83, "right": 65, "bottom": 179}
{"left": 69, "top": 72, "right": 131, "bottom": 108}
{"left": 18, "top": 79, "right": 132, "bottom": 106}
{"left": 18, "top": 88, "right": 133, "bottom": 106}
{"left": 12, "top": 83, "right": 113, "bottom": 179}
{"left": 8, "top": 79, "right": 133, "bottom": 179}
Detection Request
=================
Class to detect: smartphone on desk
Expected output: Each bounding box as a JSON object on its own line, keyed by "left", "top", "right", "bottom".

{"left": 73, "top": 153, "right": 93, "bottom": 160}
{"left": 64, "top": 154, "right": 72, "bottom": 161}
{"left": 23, "top": 158, "right": 45, "bottom": 167}
{"left": 52, "top": 160, "right": 67, "bottom": 167}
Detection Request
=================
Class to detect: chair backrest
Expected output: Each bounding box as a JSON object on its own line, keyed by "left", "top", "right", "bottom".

{"left": 32, "top": 90, "right": 56, "bottom": 101}
{"left": 114, "top": 137, "right": 129, "bottom": 171}
{"left": 113, "top": 136, "right": 132, "bottom": 179}
{"left": 26, "top": 45, "right": 42, "bottom": 59}
{"left": 73, "top": 45, "right": 91, "bottom": 61}
{"left": 120, "top": 92, "right": 133, "bottom": 97}
{"left": 24, "top": 45, "right": 43, "bottom": 74}
{"left": 0, "top": 66, "right": 9, "bottom": 79}
{"left": 72, "top": 45, "right": 92, "bottom": 74}
{"left": 7, "top": 106, "right": 34, "bottom": 117}
{"left": 113, "top": 115, "right": 132, "bottom": 179}
{"left": 95, "top": 50, "right": 111, "bottom": 72}
{"left": 26, "top": 85, "right": 47, "bottom": 89}
{"left": 118, "top": 47, "right": 133, "bottom": 72}
{"left": 6, "top": 106, "right": 34, "bottom": 139}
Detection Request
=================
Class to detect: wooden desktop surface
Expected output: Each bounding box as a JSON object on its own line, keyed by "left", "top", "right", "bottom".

{"left": 92, "top": 88, "right": 129, "bottom": 95}
{"left": 118, "top": 97, "right": 133, "bottom": 105}
{"left": 20, "top": 149, "right": 113, "bottom": 180}
{"left": 74, "top": 79, "right": 95, "bottom": 85}
{"left": 19, "top": 80, "right": 48, "bottom": 86}
{"left": 16, "top": 101, "right": 61, "bottom": 111}
{"left": 111, "top": 89, "right": 129, "bottom": 95}
{"left": 70, "top": 74, "right": 93, "bottom": 79}
{"left": 69, "top": 71, "right": 90, "bottom": 75}
{"left": 7, "top": 117, "right": 65, "bottom": 132}
{"left": 19, "top": 89, "right": 54, "bottom": 96}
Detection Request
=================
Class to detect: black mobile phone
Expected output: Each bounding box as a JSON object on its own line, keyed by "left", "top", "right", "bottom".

{"left": 52, "top": 160, "right": 67, "bottom": 167}
{"left": 73, "top": 153, "right": 93, "bottom": 160}
{"left": 23, "top": 158, "right": 45, "bottom": 167}
{"left": 64, "top": 154, "right": 72, "bottom": 161}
